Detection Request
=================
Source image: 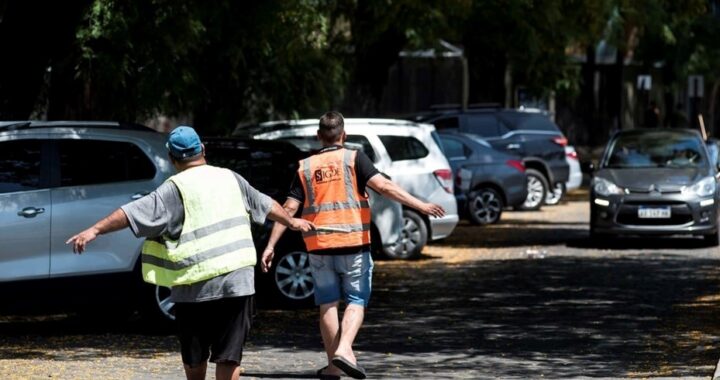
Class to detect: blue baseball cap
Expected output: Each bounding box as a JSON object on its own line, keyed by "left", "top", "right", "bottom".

{"left": 166, "top": 126, "right": 203, "bottom": 159}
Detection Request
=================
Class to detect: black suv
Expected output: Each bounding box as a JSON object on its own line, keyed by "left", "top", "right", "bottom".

{"left": 409, "top": 107, "right": 570, "bottom": 210}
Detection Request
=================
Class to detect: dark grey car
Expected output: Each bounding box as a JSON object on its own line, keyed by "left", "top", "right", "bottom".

{"left": 438, "top": 131, "right": 527, "bottom": 225}
{"left": 590, "top": 129, "right": 720, "bottom": 245}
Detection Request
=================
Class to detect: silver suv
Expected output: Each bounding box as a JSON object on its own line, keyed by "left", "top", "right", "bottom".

{"left": 248, "top": 118, "right": 460, "bottom": 259}
{"left": 0, "top": 121, "right": 174, "bottom": 318}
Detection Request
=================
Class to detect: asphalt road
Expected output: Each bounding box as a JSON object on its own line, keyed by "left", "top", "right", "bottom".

{"left": 1, "top": 191, "right": 720, "bottom": 379}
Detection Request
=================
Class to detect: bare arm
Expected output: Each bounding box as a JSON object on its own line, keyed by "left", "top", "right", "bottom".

{"left": 65, "top": 208, "right": 130, "bottom": 254}
{"left": 367, "top": 175, "right": 445, "bottom": 218}
{"left": 261, "top": 198, "right": 301, "bottom": 273}
{"left": 266, "top": 199, "right": 312, "bottom": 232}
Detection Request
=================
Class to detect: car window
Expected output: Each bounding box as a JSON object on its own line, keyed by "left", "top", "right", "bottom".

{"left": 346, "top": 135, "right": 377, "bottom": 162}
{"left": 378, "top": 135, "right": 429, "bottom": 161}
{"left": 433, "top": 117, "right": 459, "bottom": 130}
{"left": 205, "top": 144, "right": 301, "bottom": 201}
{"left": 439, "top": 136, "right": 467, "bottom": 159}
{"left": 0, "top": 139, "right": 44, "bottom": 193}
{"left": 604, "top": 132, "right": 707, "bottom": 169}
{"left": 59, "top": 140, "right": 156, "bottom": 186}
{"left": 499, "top": 112, "right": 560, "bottom": 132}
{"left": 464, "top": 114, "right": 504, "bottom": 137}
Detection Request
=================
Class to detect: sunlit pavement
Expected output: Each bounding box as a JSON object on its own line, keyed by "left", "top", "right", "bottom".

{"left": 1, "top": 191, "right": 720, "bottom": 379}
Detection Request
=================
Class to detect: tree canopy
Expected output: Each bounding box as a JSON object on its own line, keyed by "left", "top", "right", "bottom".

{"left": 0, "top": 0, "right": 718, "bottom": 134}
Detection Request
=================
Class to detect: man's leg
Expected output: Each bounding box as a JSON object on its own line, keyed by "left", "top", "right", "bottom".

{"left": 183, "top": 363, "right": 207, "bottom": 380}
{"left": 216, "top": 361, "right": 241, "bottom": 380}
{"left": 319, "top": 302, "right": 344, "bottom": 375}
{"left": 333, "top": 251, "right": 373, "bottom": 365}
{"left": 333, "top": 304, "right": 364, "bottom": 364}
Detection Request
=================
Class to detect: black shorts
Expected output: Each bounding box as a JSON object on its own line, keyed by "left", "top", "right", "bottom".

{"left": 175, "top": 295, "right": 254, "bottom": 367}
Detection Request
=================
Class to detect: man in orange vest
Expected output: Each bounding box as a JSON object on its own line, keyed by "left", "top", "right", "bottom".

{"left": 261, "top": 111, "right": 445, "bottom": 379}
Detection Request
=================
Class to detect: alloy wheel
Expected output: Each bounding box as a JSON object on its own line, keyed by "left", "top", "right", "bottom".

{"left": 154, "top": 286, "right": 175, "bottom": 321}
{"left": 544, "top": 183, "right": 564, "bottom": 205}
{"left": 523, "top": 175, "right": 545, "bottom": 209}
{"left": 470, "top": 190, "right": 502, "bottom": 224}
{"left": 274, "top": 251, "right": 314, "bottom": 300}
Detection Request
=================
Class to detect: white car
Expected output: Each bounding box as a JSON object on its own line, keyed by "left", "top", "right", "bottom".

{"left": 248, "top": 118, "right": 460, "bottom": 259}
{"left": 565, "top": 145, "right": 582, "bottom": 191}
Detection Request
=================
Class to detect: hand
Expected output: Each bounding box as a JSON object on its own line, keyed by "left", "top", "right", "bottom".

{"left": 66, "top": 227, "right": 99, "bottom": 254}
{"left": 421, "top": 203, "right": 446, "bottom": 218}
{"left": 261, "top": 247, "right": 275, "bottom": 273}
{"left": 289, "top": 218, "right": 315, "bottom": 232}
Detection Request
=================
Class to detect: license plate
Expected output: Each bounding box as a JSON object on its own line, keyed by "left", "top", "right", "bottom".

{"left": 638, "top": 207, "right": 671, "bottom": 219}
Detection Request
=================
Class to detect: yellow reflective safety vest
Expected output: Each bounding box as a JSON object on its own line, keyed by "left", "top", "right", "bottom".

{"left": 141, "top": 165, "right": 256, "bottom": 287}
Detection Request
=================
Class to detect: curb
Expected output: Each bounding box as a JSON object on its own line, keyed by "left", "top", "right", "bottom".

{"left": 714, "top": 356, "right": 720, "bottom": 380}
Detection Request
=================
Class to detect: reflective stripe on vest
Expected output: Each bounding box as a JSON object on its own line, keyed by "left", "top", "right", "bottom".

{"left": 141, "top": 165, "right": 256, "bottom": 287}
{"left": 298, "top": 148, "right": 371, "bottom": 251}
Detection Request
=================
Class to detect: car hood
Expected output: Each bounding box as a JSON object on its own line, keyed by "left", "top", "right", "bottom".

{"left": 597, "top": 167, "right": 709, "bottom": 191}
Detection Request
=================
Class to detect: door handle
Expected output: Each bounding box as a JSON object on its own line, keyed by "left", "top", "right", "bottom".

{"left": 131, "top": 191, "right": 149, "bottom": 200}
{"left": 506, "top": 143, "right": 521, "bottom": 150}
{"left": 17, "top": 207, "right": 45, "bottom": 218}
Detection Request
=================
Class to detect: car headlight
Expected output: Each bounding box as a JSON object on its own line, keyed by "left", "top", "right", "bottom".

{"left": 592, "top": 177, "right": 623, "bottom": 196}
{"left": 682, "top": 176, "right": 716, "bottom": 197}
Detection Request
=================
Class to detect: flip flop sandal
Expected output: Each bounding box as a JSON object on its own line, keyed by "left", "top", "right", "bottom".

{"left": 332, "top": 355, "right": 367, "bottom": 379}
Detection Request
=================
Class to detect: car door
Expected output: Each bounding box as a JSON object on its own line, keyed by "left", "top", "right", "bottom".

{"left": 345, "top": 135, "right": 402, "bottom": 247}
{"left": 0, "top": 138, "right": 52, "bottom": 281}
{"left": 49, "top": 138, "right": 158, "bottom": 277}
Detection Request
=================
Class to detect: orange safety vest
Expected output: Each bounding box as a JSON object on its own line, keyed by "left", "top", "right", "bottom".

{"left": 298, "top": 148, "right": 371, "bottom": 251}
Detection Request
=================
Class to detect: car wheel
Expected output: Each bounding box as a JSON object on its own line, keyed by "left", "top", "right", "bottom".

{"left": 382, "top": 209, "right": 428, "bottom": 260}
{"left": 703, "top": 231, "right": 719, "bottom": 246}
{"left": 139, "top": 283, "right": 175, "bottom": 322}
{"left": 544, "top": 182, "right": 565, "bottom": 205}
{"left": 468, "top": 188, "right": 504, "bottom": 225}
{"left": 269, "top": 250, "right": 315, "bottom": 307}
{"left": 517, "top": 169, "right": 548, "bottom": 211}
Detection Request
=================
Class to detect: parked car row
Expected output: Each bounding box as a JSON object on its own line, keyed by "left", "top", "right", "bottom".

{"left": 0, "top": 109, "right": 579, "bottom": 317}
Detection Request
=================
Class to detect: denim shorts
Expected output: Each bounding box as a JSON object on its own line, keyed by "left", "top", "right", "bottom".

{"left": 309, "top": 251, "right": 373, "bottom": 307}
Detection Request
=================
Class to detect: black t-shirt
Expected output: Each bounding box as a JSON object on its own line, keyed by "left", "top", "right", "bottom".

{"left": 287, "top": 145, "right": 380, "bottom": 255}
{"left": 287, "top": 145, "right": 380, "bottom": 204}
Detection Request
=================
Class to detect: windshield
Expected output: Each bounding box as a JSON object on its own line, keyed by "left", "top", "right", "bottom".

{"left": 603, "top": 131, "right": 707, "bottom": 169}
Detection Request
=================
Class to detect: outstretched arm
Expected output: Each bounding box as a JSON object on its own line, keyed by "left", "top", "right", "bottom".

{"left": 66, "top": 208, "right": 130, "bottom": 254}
{"left": 367, "top": 175, "right": 445, "bottom": 218}
{"left": 262, "top": 198, "right": 302, "bottom": 273}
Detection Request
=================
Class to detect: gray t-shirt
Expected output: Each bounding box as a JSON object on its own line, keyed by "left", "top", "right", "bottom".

{"left": 121, "top": 168, "right": 273, "bottom": 303}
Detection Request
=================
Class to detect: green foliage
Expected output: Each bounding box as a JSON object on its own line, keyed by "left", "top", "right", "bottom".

{"left": 74, "top": 0, "right": 346, "bottom": 133}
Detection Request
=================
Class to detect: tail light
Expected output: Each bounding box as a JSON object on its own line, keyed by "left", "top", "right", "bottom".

{"left": 552, "top": 136, "right": 568, "bottom": 147}
{"left": 506, "top": 160, "right": 525, "bottom": 173}
{"left": 433, "top": 169, "right": 453, "bottom": 193}
{"left": 566, "top": 151, "right": 578, "bottom": 160}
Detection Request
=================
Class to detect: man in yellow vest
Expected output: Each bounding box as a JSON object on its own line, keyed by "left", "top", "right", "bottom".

{"left": 261, "top": 112, "right": 445, "bottom": 379}
{"left": 66, "top": 126, "right": 314, "bottom": 380}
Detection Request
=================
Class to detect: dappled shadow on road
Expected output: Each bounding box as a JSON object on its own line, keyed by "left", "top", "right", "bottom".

{"left": 248, "top": 255, "right": 720, "bottom": 379}
{"left": 0, "top": 316, "right": 178, "bottom": 361}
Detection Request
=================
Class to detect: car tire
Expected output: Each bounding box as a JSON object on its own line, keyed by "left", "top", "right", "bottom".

{"left": 517, "top": 169, "right": 548, "bottom": 211}
{"left": 544, "top": 182, "right": 565, "bottom": 206}
{"left": 703, "top": 231, "right": 719, "bottom": 246}
{"left": 467, "top": 188, "right": 504, "bottom": 225}
{"left": 382, "top": 209, "right": 428, "bottom": 260}
{"left": 266, "top": 250, "right": 315, "bottom": 308}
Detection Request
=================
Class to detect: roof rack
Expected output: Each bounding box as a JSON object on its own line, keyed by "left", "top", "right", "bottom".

{"left": 0, "top": 121, "right": 157, "bottom": 133}
{"left": 428, "top": 103, "right": 503, "bottom": 111}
